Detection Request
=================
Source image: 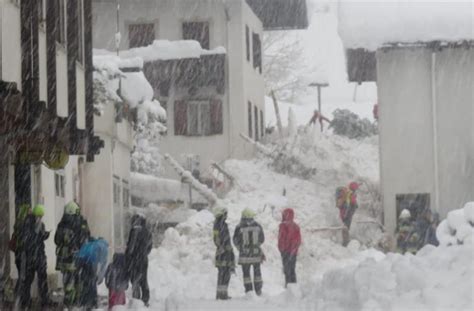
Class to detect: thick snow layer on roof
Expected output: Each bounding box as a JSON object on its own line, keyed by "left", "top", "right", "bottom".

{"left": 338, "top": 1, "right": 474, "bottom": 51}
{"left": 93, "top": 54, "right": 160, "bottom": 109}
{"left": 119, "top": 40, "right": 226, "bottom": 62}
{"left": 120, "top": 72, "right": 154, "bottom": 108}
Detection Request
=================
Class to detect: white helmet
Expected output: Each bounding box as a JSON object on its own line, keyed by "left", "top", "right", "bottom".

{"left": 399, "top": 209, "right": 411, "bottom": 219}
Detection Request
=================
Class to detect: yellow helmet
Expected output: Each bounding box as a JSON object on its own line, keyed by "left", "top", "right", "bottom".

{"left": 241, "top": 208, "right": 256, "bottom": 219}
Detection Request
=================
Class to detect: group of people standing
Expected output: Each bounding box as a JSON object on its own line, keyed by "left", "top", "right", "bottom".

{"left": 396, "top": 208, "right": 439, "bottom": 254}
{"left": 212, "top": 207, "right": 301, "bottom": 300}
{"left": 8, "top": 201, "right": 152, "bottom": 310}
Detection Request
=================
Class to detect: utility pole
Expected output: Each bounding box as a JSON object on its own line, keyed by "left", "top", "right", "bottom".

{"left": 309, "top": 82, "right": 329, "bottom": 132}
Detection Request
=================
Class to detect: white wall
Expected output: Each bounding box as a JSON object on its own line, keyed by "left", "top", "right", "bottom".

{"left": 434, "top": 48, "right": 474, "bottom": 216}
{"left": 93, "top": 0, "right": 228, "bottom": 51}
{"left": 1, "top": 0, "right": 22, "bottom": 87}
{"left": 82, "top": 102, "right": 133, "bottom": 251}
{"left": 377, "top": 46, "right": 474, "bottom": 233}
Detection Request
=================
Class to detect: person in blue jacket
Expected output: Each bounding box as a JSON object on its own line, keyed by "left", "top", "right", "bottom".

{"left": 76, "top": 237, "right": 109, "bottom": 309}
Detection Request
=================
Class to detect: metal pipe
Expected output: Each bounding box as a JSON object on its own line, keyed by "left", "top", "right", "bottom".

{"left": 431, "top": 52, "right": 440, "bottom": 213}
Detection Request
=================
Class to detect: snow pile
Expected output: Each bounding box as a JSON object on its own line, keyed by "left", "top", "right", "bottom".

{"left": 308, "top": 243, "right": 473, "bottom": 311}
{"left": 93, "top": 52, "right": 167, "bottom": 177}
{"left": 338, "top": 1, "right": 474, "bottom": 51}
{"left": 437, "top": 202, "right": 474, "bottom": 246}
{"left": 93, "top": 54, "right": 166, "bottom": 116}
{"left": 118, "top": 40, "right": 226, "bottom": 62}
{"left": 132, "top": 130, "right": 385, "bottom": 309}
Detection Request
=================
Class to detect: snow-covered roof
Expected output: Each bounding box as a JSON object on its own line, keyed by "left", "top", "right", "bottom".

{"left": 338, "top": 1, "right": 474, "bottom": 51}
{"left": 118, "top": 40, "right": 226, "bottom": 63}
{"left": 93, "top": 54, "right": 166, "bottom": 122}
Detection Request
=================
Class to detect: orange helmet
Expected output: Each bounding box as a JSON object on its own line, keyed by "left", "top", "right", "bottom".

{"left": 349, "top": 182, "right": 359, "bottom": 191}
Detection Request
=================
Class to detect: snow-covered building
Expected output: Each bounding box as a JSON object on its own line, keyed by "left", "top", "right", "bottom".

{"left": 338, "top": 2, "right": 474, "bottom": 233}
{"left": 0, "top": 0, "right": 104, "bottom": 282}
{"left": 91, "top": 0, "right": 308, "bottom": 181}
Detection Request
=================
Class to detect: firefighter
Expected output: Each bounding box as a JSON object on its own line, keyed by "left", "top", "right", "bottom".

{"left": 233, "top": 209, "right": 265, "bottom": 296}
{"left": 19, "top": 204, "right": 52, "bottom": 308}
{"left": 54, "top": 201, "right": 90, "bottom": 307}
{"left": 396, "top": 209, "right": 419, "bottom": 254}
{"left": 213, "top": 207, "right": 236, "bottom": 300}
{"left": 8, "top": 204, "right": 31, "bottom": 300}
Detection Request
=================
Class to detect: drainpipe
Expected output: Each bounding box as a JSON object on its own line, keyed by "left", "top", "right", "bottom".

{"left": 223, "top": 2, "right": 232, "bottom": 158}
{"left": 431, "top": 51, "right": 440, "bottom": 213}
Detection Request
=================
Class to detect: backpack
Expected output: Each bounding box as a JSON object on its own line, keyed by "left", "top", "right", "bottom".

{"left": 335, "top": 187, "right": 348, "bottom": 208}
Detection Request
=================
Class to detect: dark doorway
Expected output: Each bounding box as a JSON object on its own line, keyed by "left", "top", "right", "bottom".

{"left": 396, "top": 193, "right": 430, "bottom": 223}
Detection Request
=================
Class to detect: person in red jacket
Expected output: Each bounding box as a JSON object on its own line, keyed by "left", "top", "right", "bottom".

{"left": 278, "top": 208, "right": 302, "bottom": 287}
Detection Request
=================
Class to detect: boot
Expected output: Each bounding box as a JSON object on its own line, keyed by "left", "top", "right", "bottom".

{"left": 216, "top": 292, "right": 231, "bottom": 300}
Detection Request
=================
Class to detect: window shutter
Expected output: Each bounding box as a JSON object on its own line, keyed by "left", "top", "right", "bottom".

{"left": 174, "top": 100, "right": 187, "bottom": 135}
{"left": 210, "top": 99, "right": 223, "bottom": 135}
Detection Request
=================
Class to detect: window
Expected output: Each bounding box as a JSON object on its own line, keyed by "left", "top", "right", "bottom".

{"left": 56, "top": 0, "right": 66, "bottom": 45}
{"left": 254, "top": 106, "right": 259, "bottom": 141}
{"left": 252, "top": 32, "right": 262, "bottom": 73}
{"left": 113, "top": 177, "right": 121, "bottom": 205}
{"left": 245, "top": 25, "right": 250, "bottom": 62}
{"left": 174, "top": 100, "right": 223, "bottom": 136}
{"left": 55, "top": 171, "right": 65, "bottom": 198}
{"left": 122, "top": 180, "right": 131, "bottom": 241}
{"left": 260, "top": 110, "right": 264, "bottom": 138}
{"left": 122, "top": 181, "right": 130, "bottom": 209}
{"left": 77, "top": 0, "right": 84, "bottom": 63}
{"left": 129, "top": 23, "right": 155, "bottom": 48}
{"left": 248, "top": 102, "right": 253, "bottom": 138}
{"left": 182, "top": 22, "right": 210, "bottom": 49}
{"left": 113, "top": 176, "right": 123, "bottom": 249}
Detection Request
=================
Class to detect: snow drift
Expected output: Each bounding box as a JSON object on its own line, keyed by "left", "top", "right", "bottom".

{"left": 437, "top": 202, "right": 474, "bottom": 246}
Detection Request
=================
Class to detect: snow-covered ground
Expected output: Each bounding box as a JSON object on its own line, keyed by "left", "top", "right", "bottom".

{"left": 103, "top": 129, "right": 383, "bottom": 310}
{"left": 105, "top": 129, "right": 473, "bottom": 311}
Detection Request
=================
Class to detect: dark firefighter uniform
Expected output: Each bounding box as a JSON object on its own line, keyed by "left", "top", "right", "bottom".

{"left": 233, "top": 209, "right": 265, "bottom": 296}
{"left": 396, "top": 210, "right": 420, "bottom": 254}
{"left": 213, "top": 207, "right": 235, "bottom": 300}
{"left": 54, "top": 201, "right": 90, "bottom": 307}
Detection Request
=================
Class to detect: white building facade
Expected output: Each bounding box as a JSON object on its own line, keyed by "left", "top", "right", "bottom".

{"left": 92, "top": 0, "right": 307, "bottom": 180}
{"left": 377, "top": 43, "right": 474, "bottom": 233}
{"left": 0, "top": 0, "right": 132, "bottom": 286}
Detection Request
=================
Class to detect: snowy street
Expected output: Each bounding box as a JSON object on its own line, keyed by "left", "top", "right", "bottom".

{"left": 0, "top": 1, "right": 472, "bottom": 311}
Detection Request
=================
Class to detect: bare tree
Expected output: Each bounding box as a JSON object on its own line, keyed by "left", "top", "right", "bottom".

{"left": 263, "top": 31, "right": 312, "bottom": 102}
